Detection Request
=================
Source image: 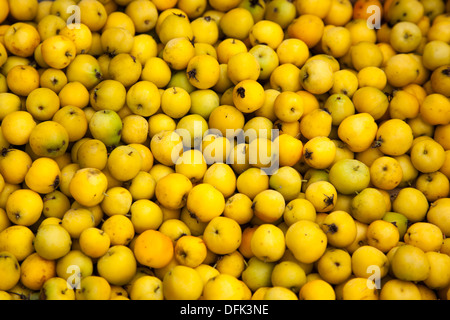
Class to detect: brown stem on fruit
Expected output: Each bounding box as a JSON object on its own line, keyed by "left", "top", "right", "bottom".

{"left": 250, "top": 0, "right": 264, "bottom": 8}
{"left": 302, "top": 72, "right": 309, "bottom": 81}
{"left": 384, "top": 91, "right": 393, "bottom": 102}
{"left": 372, "top": 136, "right": 383, "bottom": 148}
{"left": 106, "top": 145, "right": 115, "bottom": 153}
{"left": 1, "top": 148, "right": 9, "bottom": 157}
{"left": 107, "top": 49, "right": 116, "bottom": 58}
{"left": 178, "top": 250, "right": 187, "bottom": 259}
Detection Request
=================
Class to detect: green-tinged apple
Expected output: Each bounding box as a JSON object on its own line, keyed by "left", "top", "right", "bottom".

{"left": 300, "top": 59, "right": 334, "bottom": 95}
{"left": 126, "top": 80, "right": 161, "bottom": 117}
{"left": 390, "top": 244, "right": 430, "bottom": 282}
{"left": 189, "top": 89, "right": 220, "bottom": 119}
{"left": 302, "top": 168, "right": 329, "bottom": 192}
{"left": 239, "top": 0, "right": 266, "bottom": 22}
{"left": 389, "top": 21, "right": 422, "bottom": 53}
{"left": 176, "top": 114, "right": 208, "bottom": 149}
{"left": 351, "top": 188, "right": 387, "bottom": 224}
{"left": 248, "top": 44, "right": 279, "bottom": 80}
{"left": 241, "top": 256, "right": 276, "bottom": 292}
{"left": 90, "top": 80, "right": 126, "bottom": 112}
{"left": 40, "top": 277, "right": 76, "bottom": 300}
{"left": 33, "top": 224, "right": 72, "bottom": 260}
{"left": 75, "top": 276, "right": 111, "bottom": 300}
{"left": 129, "top": 275, "right": 163, "bottom": 300}
{"left": 88, "top": 110, "right": 123, "bottom": 148}
{"left": 0, "top": 251, "right": 20, "bottom": 291}
{"left": 55, "top": 250, "right": 94, "bottom": 283}
{"left": 167, "top": 70, "right": 196, "bottom": 93}
{"left": 328, "top": 159, "right": 370, "bottom": 195}
{"left": 66, "top": 54, "right": 103, "bottom": 90}
{"left": 324, "top": 93, "right": 355, "bottom": 126}
{"left": 28, "top": 121, "right": 69, "bottom": 158}
{"left": 96, "top": 245, "right": 137, "bottom": 286}
{"left": 265, "top": 0, "right": 297, "bottom": 29}
{"left": 269, "top": 166, "right": 302, "bottom": 201}
{"left": 383, "top": 211, "right": 409, "bottom": 239}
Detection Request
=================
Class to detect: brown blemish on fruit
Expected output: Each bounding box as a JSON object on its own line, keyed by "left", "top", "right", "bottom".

{"left": 51, "top": 176, "right": 60, "bottom": 189}
{"left": 324, "top": 223, "right": 338, "bottom": 234}
{"left": 173, "top": 12, "right": 186, "bottom": 18}
{"left": 303, "top": 149, "right": 313, "bottom": 159}
{"left": 323, "top": 193, "right": 334, "bottom": 207}
{"left": 187, "top": 68, "right": 198, "bottom": 81}
{"left": 236, "top": 87, "right": 245, "bottom": 98}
